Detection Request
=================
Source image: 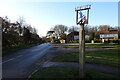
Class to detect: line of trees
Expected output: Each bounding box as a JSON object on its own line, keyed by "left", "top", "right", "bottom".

{"left": 2, "top": 16, "right": 42, "bottom": 47}
{"left": 46, "top": 24, "right": 120, "bottom": 42}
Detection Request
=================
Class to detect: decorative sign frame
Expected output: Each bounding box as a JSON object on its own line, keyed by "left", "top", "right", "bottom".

{"left": 75, "top": 5, "right": 91, "bottom": 25}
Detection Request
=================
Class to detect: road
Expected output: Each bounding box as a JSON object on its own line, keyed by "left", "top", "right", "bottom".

{"left": 2, "top": 43, "right": 54, "bottom": 79}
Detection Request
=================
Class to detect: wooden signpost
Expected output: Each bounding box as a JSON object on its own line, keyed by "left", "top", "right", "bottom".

{"left": 75, "top": 5, "right": 91, "bottom": 78}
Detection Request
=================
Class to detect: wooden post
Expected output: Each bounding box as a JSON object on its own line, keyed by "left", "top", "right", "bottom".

{"left": 75, "top": 5, "right": 91, "bottom": 78}
{"left": 79, "top": 23, "right": 85, "bottom": 78}
{"left": 76, "top": 10, "right": 78, "bottom": 24}
{"left": 87, "top": 9, "right": 89, "bottom": 24}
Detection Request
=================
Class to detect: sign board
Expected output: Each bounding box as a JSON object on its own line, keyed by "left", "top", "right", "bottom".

{"left": 75, "top": 5, "right": 91, "bottom": 25}
{"left": 78, "top": 10, "right": 88, "bottom": 24}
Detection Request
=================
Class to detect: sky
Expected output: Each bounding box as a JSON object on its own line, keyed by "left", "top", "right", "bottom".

{"left": 0, "top": 0, "right": 119, "bottom": 37}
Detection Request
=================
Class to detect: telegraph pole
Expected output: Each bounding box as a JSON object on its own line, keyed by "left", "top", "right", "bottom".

{"left": 75, "top": 5, "right": 91, "bottom": 78}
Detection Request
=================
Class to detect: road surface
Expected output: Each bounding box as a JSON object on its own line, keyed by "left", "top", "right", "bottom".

{"left": 2, "top": 43, "right": 54, "bottom": 79}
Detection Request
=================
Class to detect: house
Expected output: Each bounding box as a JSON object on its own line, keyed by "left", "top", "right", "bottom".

{"left": 66, "top": 31, "right": 79, "bottom": 43}
{"left": 100, "top": 30, "right": 119, "bottom": 43}
{"left": 66, "top": 31, "right": 91, "bottom": 43}
{"left": 100, "top": 30, "right": 118, "bottom": 39}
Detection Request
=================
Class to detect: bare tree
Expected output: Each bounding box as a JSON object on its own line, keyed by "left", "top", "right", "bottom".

{"left": 15, "top": 16, "right": 26, "bottom": 36}
{"left": 98, "top": 25, "right": 110, "bottom": 31}
{"left": 52, "top": 24, "right": 68, "bottom": 39}
{"left": 33, "top": 27, "right": 38, "bottom": 34}
{"left": 17, "top": 16, "right": 26, "bottom": 27}
{"left": 68, "top": 26, "right": 79, "bottom": 33}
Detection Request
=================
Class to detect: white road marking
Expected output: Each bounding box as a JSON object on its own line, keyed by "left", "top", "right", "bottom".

{"left": 2, "top": 58, "right": 15, "bottom": 64}
{"left": 1, "top": 55, "right": 23, "bottom": 64}
{"left": 1, "top": 43, "right": 51, "bottom": 65}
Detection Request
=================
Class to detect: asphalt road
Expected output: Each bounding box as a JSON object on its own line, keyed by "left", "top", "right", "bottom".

{"left": 2, "top": 43, "right": 53, "bottom": 79}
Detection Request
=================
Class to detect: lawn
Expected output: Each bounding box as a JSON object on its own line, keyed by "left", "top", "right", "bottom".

{"left": 85, "top": 48, "right": 119, "bottom": 67}
{"left": 30, "top": 67, "right": 119, "bottom": 79}
{"left": 64, "top": 43, "right": 120, "bottom": 48}
{"left": 51, "top": 48, "right": 120, "bottom": 67}
{"left": 30, "top": 67, "right": 78, "bottom": 79}
{"left": 50, "top": 52, "right": 79, "bottom": 62}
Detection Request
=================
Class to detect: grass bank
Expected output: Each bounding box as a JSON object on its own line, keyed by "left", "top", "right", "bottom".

{"left": 2, "top": 43, "right": 41, "bottom": 55}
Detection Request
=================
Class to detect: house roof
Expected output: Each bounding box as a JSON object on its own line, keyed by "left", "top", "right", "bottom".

{"left": 67, "top": 31, "right": 79, "bottom": 36}
{"left": 100, "top": 30, "right": 118, "bottom": 34}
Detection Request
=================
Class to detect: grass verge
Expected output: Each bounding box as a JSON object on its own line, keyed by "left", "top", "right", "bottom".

{"left": 2, "top": 43, "right": 41, "bottom": 55}
{"left": 64, "top": 43, "right": 120, "bottom": 48}
{"left": 30, "top": 67, "right": 119, "bottom": 79}
{"left": 30, "top": 67, "right": 78, "bottom": 79}
{"left": 51, "top": 48, "right": 119, "bottom": 67}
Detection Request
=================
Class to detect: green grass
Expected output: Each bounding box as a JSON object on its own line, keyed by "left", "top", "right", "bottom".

{"left": 2, "top": 44, "right": 40, "bottom": 55}
{"left": 64, "top": 43, "right": 120, "bottom": 48}
{"left": 85, "top": 48, "right": 119, "bottom": 67}
{"left": 30, "top": 43, "right": 120, "bottom": 79}
{"left": 51, "top": 53, "right": 79, "bottom": 62}
{"left": 86, "top": 43, "right": 120, "bottom": 48}
{"left": 30, "top": 67, "right": 78, "bottom": 79}
{"left": 30, "top": 67, "right": 119, "bottom": 79}
{"left": 51, "top": 48, "right": 120, "bottom": 67}
{"left": 87, "top": 70, "right": 119, "bottom": 79}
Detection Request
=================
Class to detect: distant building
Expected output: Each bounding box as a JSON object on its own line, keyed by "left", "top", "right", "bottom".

{"left": 100, "top": 30, "right": 118, "bottom": 39}
{"left": 67, "top": 31, "right": 79, "bottom": 42}
{"left": 100, "top": 30, "right": 119, "bottom": 43}
{"left": 66, "top": 31, "right": 91, "bottom": 43}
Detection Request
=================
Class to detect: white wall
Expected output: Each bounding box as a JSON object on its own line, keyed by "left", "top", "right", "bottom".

{"left": 100, "top": 34, "right": 118, "bottom": 39}
{"left": 74, "top": 35, "right": 79, "bottom": 41}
